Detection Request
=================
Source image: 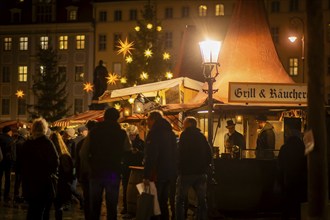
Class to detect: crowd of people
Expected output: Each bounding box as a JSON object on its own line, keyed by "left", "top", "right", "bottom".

{"left": 0, "top": 108, "right": 308, "bottom": 220}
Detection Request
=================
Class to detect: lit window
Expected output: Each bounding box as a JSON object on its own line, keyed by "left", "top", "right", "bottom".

{"left": 18, "top": 99, "right": 26, "bottom": 115}
{"left": 99, "top": 11, "right": 107, "bottom": 22}
{"left": 59, "top": 35, "right": 68, "bottom": 50}
{"left": 40, "top": 65, "right": 46, "bottom": 76}
{"left": 181, "top": 6, "right": 189, "bottom": 18}
{"left": 74, "top": 98, "right": 83, "bottom": 114}
{"left": 75, "top": 66, "right": 84, "bottom": 81}
{"left": 215, "top": 4, "right": 224, "bottom": 16}
{"left": 19, "top": 37, "right": 28, "bottom": 50}
{"left": 4, "top": 37, "right": 12, "bottom": 51}
{"left": 289, "top": 58, "right": 299, "bottom": 76}
{"left": 164, "top": 32, "right": 173, "bottom": 48}
{"left": 2, "top": 66, "right": 10, "bottom": 83}
{"left": 76, "top": 35, "right": 85, "bottom": 49}
{"left": 1, "top": 99, "right": 10, "bottom": 115}
{"left": 199, "top": 5, "right": 207, "bottom": 17}
{"left": 40, "top": 36, "right": 49, "bottom": 50}
{"left": 69, "top": 10, "right": 77, "bottom": 21}
{"left": 99, "top": 34, "right": 107, "bottom": 51}
{"left": 114, "top": 10, "right": 122, "bottom": 21}
{"left": 18, "top": 66, "right": 28, "bottom": 82}
{"left": 113, "top": 62, "right": 122, "bottom": 75}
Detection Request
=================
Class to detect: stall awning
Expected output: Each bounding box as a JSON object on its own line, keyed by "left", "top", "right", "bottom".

{"left": 97, "top": 77, "right": 203, "bottom": 103}
{"left": 52, "top": 110, "right": 104, "bottom": 127}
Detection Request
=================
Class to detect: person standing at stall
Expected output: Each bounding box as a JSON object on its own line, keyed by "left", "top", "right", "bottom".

{"left": 143, "top": 110, "right": 177, "bottom": 220}
{"left": 224, "top": 120, "right": 246, "bottom": 158}
{"left": 255, "top": 115, "right": 275, "bottom": 159}
{"left": 175, "top": 116, "right": 212, "bottom": 220}
{"left": 81, "top": 107, "right": 131, "bottom": 220}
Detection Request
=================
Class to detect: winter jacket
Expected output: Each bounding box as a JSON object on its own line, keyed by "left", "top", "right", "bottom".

{"left": 21, "top": 135, "right": 59, "bottom": 201}
{"left": 256, "top": 122, "right": 275, "bottom": 159}
{"left": 178, "top": 127, "right": 212, "bottom": 175}
{"left": 87, "top": 121, "right": 131, "bottom": 179}
{"left": 0, "top": 133, "right": 14, "bottom": 164}
{"left": 144, "top": 118, "right": 177, "bottom": 181}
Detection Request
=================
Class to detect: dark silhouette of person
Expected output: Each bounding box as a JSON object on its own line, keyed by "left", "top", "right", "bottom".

{"left": 277, "top": 123, "right": 307, "bottom": 220}
{"left": 92, "top": 60, "right": 108, "bottom": 100}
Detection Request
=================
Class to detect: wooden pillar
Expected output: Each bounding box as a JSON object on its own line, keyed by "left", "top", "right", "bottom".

{"left": 306, "top": 0, "right": 328, "bottom": 219}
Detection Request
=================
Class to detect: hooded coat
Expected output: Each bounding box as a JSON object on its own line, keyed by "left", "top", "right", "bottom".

{"left": 144, "top": 118, "right": 177, "bottom": 182}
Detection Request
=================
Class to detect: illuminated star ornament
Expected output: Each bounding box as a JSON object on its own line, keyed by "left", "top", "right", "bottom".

{"left": 163, "top": 52, "right": 170, "bottom": 60}
{"left": 106, "top": 73, "right": 119, "bottom": 85}
{"left": 120, "top": 77, "right": 127, "bottom": 84}
{"left": 114, "top": 103, "right": 121, "bottom": 110}
{"left": 125, "top": 55, "right": 133, "bottom": 63}
{"left": 15, "top": 90, "right": 24, "bottom": 98}
{"left": 117, "top": 38, "right": 134, "bottom": 57}
{"left": 144, "top": 49, "right": 153, "bottom": 58}
{"left": 165, "top": 71, "right": 173, "bottom": 79}
{"left": 140, "top": 72, "right": 149, "bottom": 80}
{"left": 83, "top": 82, "right": 93, "bottom": 92}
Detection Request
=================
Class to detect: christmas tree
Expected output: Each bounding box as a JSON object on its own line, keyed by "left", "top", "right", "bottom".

{"left": 118, "top": 2, "right": 173, "bottom": 86}
{"left": 28, "top": 46, "right": 70, "bottom": 122}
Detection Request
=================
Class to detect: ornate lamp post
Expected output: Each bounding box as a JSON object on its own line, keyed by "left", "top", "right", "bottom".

{"left": 288, "top": 16, "right": 305, "bottom": 82}
{"left": 15, "top": 89, "right": 25, "bottom": 128}
{"left": 199, "top": 40, "right": 222, "bottom": 148}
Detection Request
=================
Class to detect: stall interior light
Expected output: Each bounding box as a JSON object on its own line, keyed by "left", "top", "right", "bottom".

{"left": 235, "top": 115, "right": 243, "bottom": 124}
{"left": 197, "top": 110, "right": 214, "bottom": 114}
{"left": 288, "top": 36, "right": 297, "bottom": 43}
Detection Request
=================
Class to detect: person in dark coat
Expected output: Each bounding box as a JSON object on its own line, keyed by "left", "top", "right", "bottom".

{"left": 13, "top": 127, "right": 30, "bottom": 203}
{"left": 255, "top": 115, "right": 275, "bottom": 159}
{"left": 80, "top": 108, "right": 131, "bottom": 220}
{"left": 278, "top": 123, "right": 307, "bottom": 220}
{"left": 0, "top": 125, "right": 15, "bottom": 202}
{"left": 224, "top": 119, "right": 245, "bottom": 158}
{"left": 21, "top": 118, "right": 59, "bottom": 220}
{"left": 76, "top": 120, "right": 98, "bottom": 220}
{"left": 120, "top": 125, "right": 144, "bottom": 215}
{"left": 143, "top": 110, "right": 177, "bottom": 220}
{"left": 50, "top": 132, "right": 74, "bottom": 220}
{"left": 175, "top": 116, "right": 212, "bottom": 220}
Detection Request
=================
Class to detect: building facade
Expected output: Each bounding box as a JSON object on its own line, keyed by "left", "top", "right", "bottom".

{"left": 0, "top": 0, "right": 94, "bottom": 121}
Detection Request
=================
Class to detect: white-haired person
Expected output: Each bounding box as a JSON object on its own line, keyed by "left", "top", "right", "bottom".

{"left": 120, "top": 125, "right": 144, "bottom": 215}
{"left": 21, "top": 118, "right": 59, "bottom": 220}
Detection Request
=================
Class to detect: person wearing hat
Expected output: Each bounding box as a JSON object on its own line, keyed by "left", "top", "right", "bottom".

{"left": 81, "top": 107, "right": 131, "bottom": 220}
{"left": 0, "top": 125, "right": 15, "bottom": 202}
{"left": 255, "top": 115, "right": 275, "bottom": 159}
{"left": 224, "top": 120, "right": 245, "bottom": 158}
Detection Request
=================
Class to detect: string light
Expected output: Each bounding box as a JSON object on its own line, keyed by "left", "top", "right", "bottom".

{"left": 120, "top": 77, "right": 127, "bottom": 84}
{"left": 135, "top": 26, "right": 140, "bottom": 31}
{"left": 125, "top": 55, "right": 133, "bottom": 63}
{"left": 147, "top": 23, "right": 153, "bottom": 29}
{"left": 163, "top": 52, "right": 170, "bottom": 60}
{"left": 140, "top": 72, "right": 149, "bottom": 80}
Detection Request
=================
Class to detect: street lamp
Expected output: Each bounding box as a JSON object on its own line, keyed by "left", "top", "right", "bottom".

{"left": 199, "top": 40, "right": 222, "bottom": 148}
{"left": 288, "top": 16, "right": 305, "bottom": 83}
{"left": 15, "top": 89, "right": 25, "bottom": 129}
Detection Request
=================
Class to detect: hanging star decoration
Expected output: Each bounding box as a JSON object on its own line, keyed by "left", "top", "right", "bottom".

{"left": 106, "top": 73, "right": 119, "bottom": 85}
{"left": 140, "top": 72, "right": 149, "bottom": 80}
{"left": 163, "top": 52, "right": 170, "bottom": 60}
{"left": 125, "top": 55, "right": 133, "bottom": 63}
{"left": 144, "top": 49, "right": 153, "bottom": 58}
{"left": 165, "top": 71, "right": 173, "bottom": 79}
{"left": 15, "top": 90, "right": 24, "bottom": 98}
{"left": 120, "top": 77, "right": 127, "bottom": 84}
{"left": 114, "top": 103, "right": 121, "bottom": 110}
{"left": 83, "top": 82, "right": 93, "bottom": 93}
{"left": 117, "top": 38, "right": 134, "bottom": 57}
